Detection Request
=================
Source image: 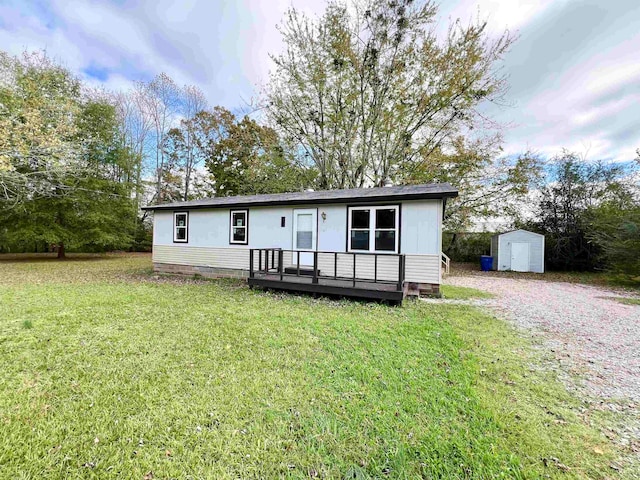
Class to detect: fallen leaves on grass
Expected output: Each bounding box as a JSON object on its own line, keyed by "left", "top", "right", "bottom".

{"left": 543, "top": 456, "right": 571, "bottom": 472}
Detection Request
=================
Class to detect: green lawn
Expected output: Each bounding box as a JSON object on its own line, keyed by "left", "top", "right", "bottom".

{"left": 440, "top": 284, "right": 494, "bottom": 300}
{"left": 611, "top": 297, "right": 640, "bottom": 306}
{"left": 450, "top": 262, "right": 640, "bottom": 291}
{"left": 0, "top": 254, "right": 625, "bottom": 478}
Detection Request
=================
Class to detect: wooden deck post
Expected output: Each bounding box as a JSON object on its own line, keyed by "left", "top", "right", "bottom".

{"left": 397, "top": 255, "right": 405, "bottom": 292}
{"left": 353, "top": 253, "right": 357, "bottom": 287}
{"left": 312, "top": 252, "right": 319, "bottom": 284}
{"left": 374, "top": 254, "right": 378, "bottom": 283}
{"left": 249, "top": 249, "right": 254, "bottom": 278}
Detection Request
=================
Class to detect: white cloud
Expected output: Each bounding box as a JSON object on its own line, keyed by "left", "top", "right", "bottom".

{"left": 484, "top": 0, "right": 640, "bottom": 161}
{"left": 438, "top": 0, "right": 558, "bottom": 34}
{"left": 0, "top": 0, "right": 638, "bottom": 162}
{"left": 238, "top": 0, "right": 327, "bottom": 95}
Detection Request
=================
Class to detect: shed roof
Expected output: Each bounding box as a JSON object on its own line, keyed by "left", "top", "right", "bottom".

{"left": 141, "top": 183, "right": 458, "bottom": 211}
{"left": 492, "top": 229, "right": 545, "bottom": 238}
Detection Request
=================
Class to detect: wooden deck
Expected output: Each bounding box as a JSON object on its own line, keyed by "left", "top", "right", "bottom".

{"left": 248, "top": 272, "right": 404, "bottom": 302}
{"left": 248, "top": 249, "right": 406, "bottom": 303}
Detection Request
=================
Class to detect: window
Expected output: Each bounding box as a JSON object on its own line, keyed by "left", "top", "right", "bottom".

{"left": 230, "top": 210, "right": 248, "bottom": 244}
{"left": 294, "top": 212, "right": 314, "bottom": 249}
{"left": 348, "top": 205, "right": 398, "bottom": 253}
{"left": 173, "top": 212, "right": 188, "bottom": 243}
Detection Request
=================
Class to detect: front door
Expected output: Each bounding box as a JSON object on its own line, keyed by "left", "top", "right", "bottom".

{"left": 292, "top": 209, "right": 317, "bottom": 266}
{"left": 511, "top": 242, "right": 530, "bottom": 272}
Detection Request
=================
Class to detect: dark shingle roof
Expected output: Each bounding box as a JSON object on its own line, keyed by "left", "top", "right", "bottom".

{"left": 141, "top": 183, "right": 458, "bottom": 211}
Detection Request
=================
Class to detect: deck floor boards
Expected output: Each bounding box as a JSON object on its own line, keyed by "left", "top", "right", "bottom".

{"left": 248, "top": 272, "right": 404, "bottom": 302}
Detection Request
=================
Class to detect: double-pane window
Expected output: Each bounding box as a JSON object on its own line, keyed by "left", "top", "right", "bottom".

{"left": 230, "top": 210, "right": 248, "bottom": 244}
{"left": 174, "top": 212, "right": 188, "bottom": 243}
{"left": 348, "top": 206, "right": 398, "bottom": 253}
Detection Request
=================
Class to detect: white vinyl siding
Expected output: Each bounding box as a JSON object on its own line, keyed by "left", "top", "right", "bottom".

{"left": 404, "top": 254, "right": 441, "bottom": 284}
{"left": 317, "top": 253, "right": 401, "bottom": 282}
{"left": 154, "top": 245, "right": 249, "bottom": 269}
{"left": 153, "top": 245, "right": 441, "bottom": 285}
{"left": 400, "top": 200, "right": 441, "bottom": 255}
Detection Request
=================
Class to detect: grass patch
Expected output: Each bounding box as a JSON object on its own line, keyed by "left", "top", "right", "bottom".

{"left": 441, "top": 284, "right": 494, "bottom": 300}
{"left": 451, "top": 262, "right": 640, "bottom": 291}
{"left": 610, "top": 297, "right": 640, "bottom": 306}
{"left": 0, "top": 254, "right": 627, "bottom": 478}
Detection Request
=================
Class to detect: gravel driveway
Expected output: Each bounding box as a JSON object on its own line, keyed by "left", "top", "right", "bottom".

{"left": 444, "top": 275, "right": 640, "bottom": 402}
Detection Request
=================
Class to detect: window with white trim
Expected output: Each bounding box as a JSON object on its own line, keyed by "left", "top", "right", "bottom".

{"left": 348, "top": 205, "right": 399, "bottom": 253}
{"left": 230, "top": 210, "right": 248, "bottom": 244}
{"left": 173, "top": 212, "right": 188, "bottom": 243}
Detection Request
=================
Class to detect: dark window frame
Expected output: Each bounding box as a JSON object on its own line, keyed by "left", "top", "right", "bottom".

{"left": 229, "top": 209, "right": 249, "bottom": 245}
{"left": 173, "top": 211, "right": 189, "bottom": 243}
{"left": 346, "top": 204, "right": 400, "bottom": 254}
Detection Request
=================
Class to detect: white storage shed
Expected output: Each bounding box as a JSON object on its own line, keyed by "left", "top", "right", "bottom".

{"left": 490, "top": 229, "right": 545, "bottom": 273}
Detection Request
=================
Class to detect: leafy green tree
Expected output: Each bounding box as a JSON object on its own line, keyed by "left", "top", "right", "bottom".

{"left": 0, "top": 51, "right": 85, "bottom": 205}
{"left": 588, "top": 204, "right": 640, "bottom": 278}
{"left": 586, "top": 154, "right": 640, "bottom": 277}
{"left": 403, "top": 135, "right": 541, "bottom": 230}
{"left": 185, "top": 107, "right": 314, "bottom": 197}
{"left": 0, "top": 52, "right": 137, "bottom": 257}
{"left": 267, "top": 0, "right": 513, "bottom": 188}
{"left": 525, "top": 152, "right": 636, "bottom": 271}
{"left": 161, "top": 86, "right": 209, "bottom": 202}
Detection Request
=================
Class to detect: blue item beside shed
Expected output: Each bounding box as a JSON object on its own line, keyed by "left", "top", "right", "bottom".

{"left": 480, "top": 255, "right": 493, "bottom": 271}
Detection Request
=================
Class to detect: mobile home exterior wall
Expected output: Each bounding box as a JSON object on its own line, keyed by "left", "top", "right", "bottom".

{"left": 151, "top": 200, "right": 444, "bottom": 285}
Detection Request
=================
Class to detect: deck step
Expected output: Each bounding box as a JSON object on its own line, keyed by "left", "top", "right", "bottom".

{"left": 283, "top": 266, "right": 320, "bottom": 277}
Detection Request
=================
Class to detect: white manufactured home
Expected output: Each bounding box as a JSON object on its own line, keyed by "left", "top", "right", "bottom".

{"left": 490, "top": 229, "right": 545, "bottom": 273}
{"left": 142, "top": 184, "right": 458, "bottom": 302}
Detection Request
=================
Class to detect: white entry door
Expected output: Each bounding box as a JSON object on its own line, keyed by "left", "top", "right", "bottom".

{"left": 292, "top": 209, "right": 317, "bottom": 266}
{"left": 511, "top": 242, "right": 530, "bottom": 272}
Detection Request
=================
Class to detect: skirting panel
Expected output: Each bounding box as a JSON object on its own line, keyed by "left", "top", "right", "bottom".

{"left": 154, "top": 263, "right": 248, "bottom": 279}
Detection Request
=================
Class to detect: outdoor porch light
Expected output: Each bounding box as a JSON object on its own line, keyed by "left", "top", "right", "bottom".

{"left": 321, "top": 211, "right": 327, "bottom": 222}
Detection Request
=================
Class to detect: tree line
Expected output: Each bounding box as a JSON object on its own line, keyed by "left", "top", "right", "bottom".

{"left": 0, "top": 0, "right": 637, "bottom": 278}
{"left": 522, "top": 152, "right": 639, "bottom": 276}
{"left": 0, "top": 54, "right": 314, "bottom": 256}
{"left": 446, "top": 151, "right": 639, "bottom": 278}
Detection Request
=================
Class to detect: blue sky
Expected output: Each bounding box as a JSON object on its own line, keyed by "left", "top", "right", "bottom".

{"left": 2, "top": 0, "right": 639, "bottom": 161}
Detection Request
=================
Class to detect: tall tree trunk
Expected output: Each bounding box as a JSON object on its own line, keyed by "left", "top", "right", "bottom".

{"left": 57, "top": 242, "right": 66, "bottom": 259}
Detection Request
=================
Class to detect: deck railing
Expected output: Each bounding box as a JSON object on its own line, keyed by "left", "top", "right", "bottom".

{"left": 249, "top": 248, "right": 405, "bottom": 292}
{"left": 441, "top": 252, "right": 450, "bottom": 275}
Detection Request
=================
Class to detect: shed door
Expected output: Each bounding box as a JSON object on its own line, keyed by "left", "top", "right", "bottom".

{"left": 292, "top": 209, "right": 317, "bottom": 266}
{"left": 511, "top": 242, "right": 530, "bottom": 272}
